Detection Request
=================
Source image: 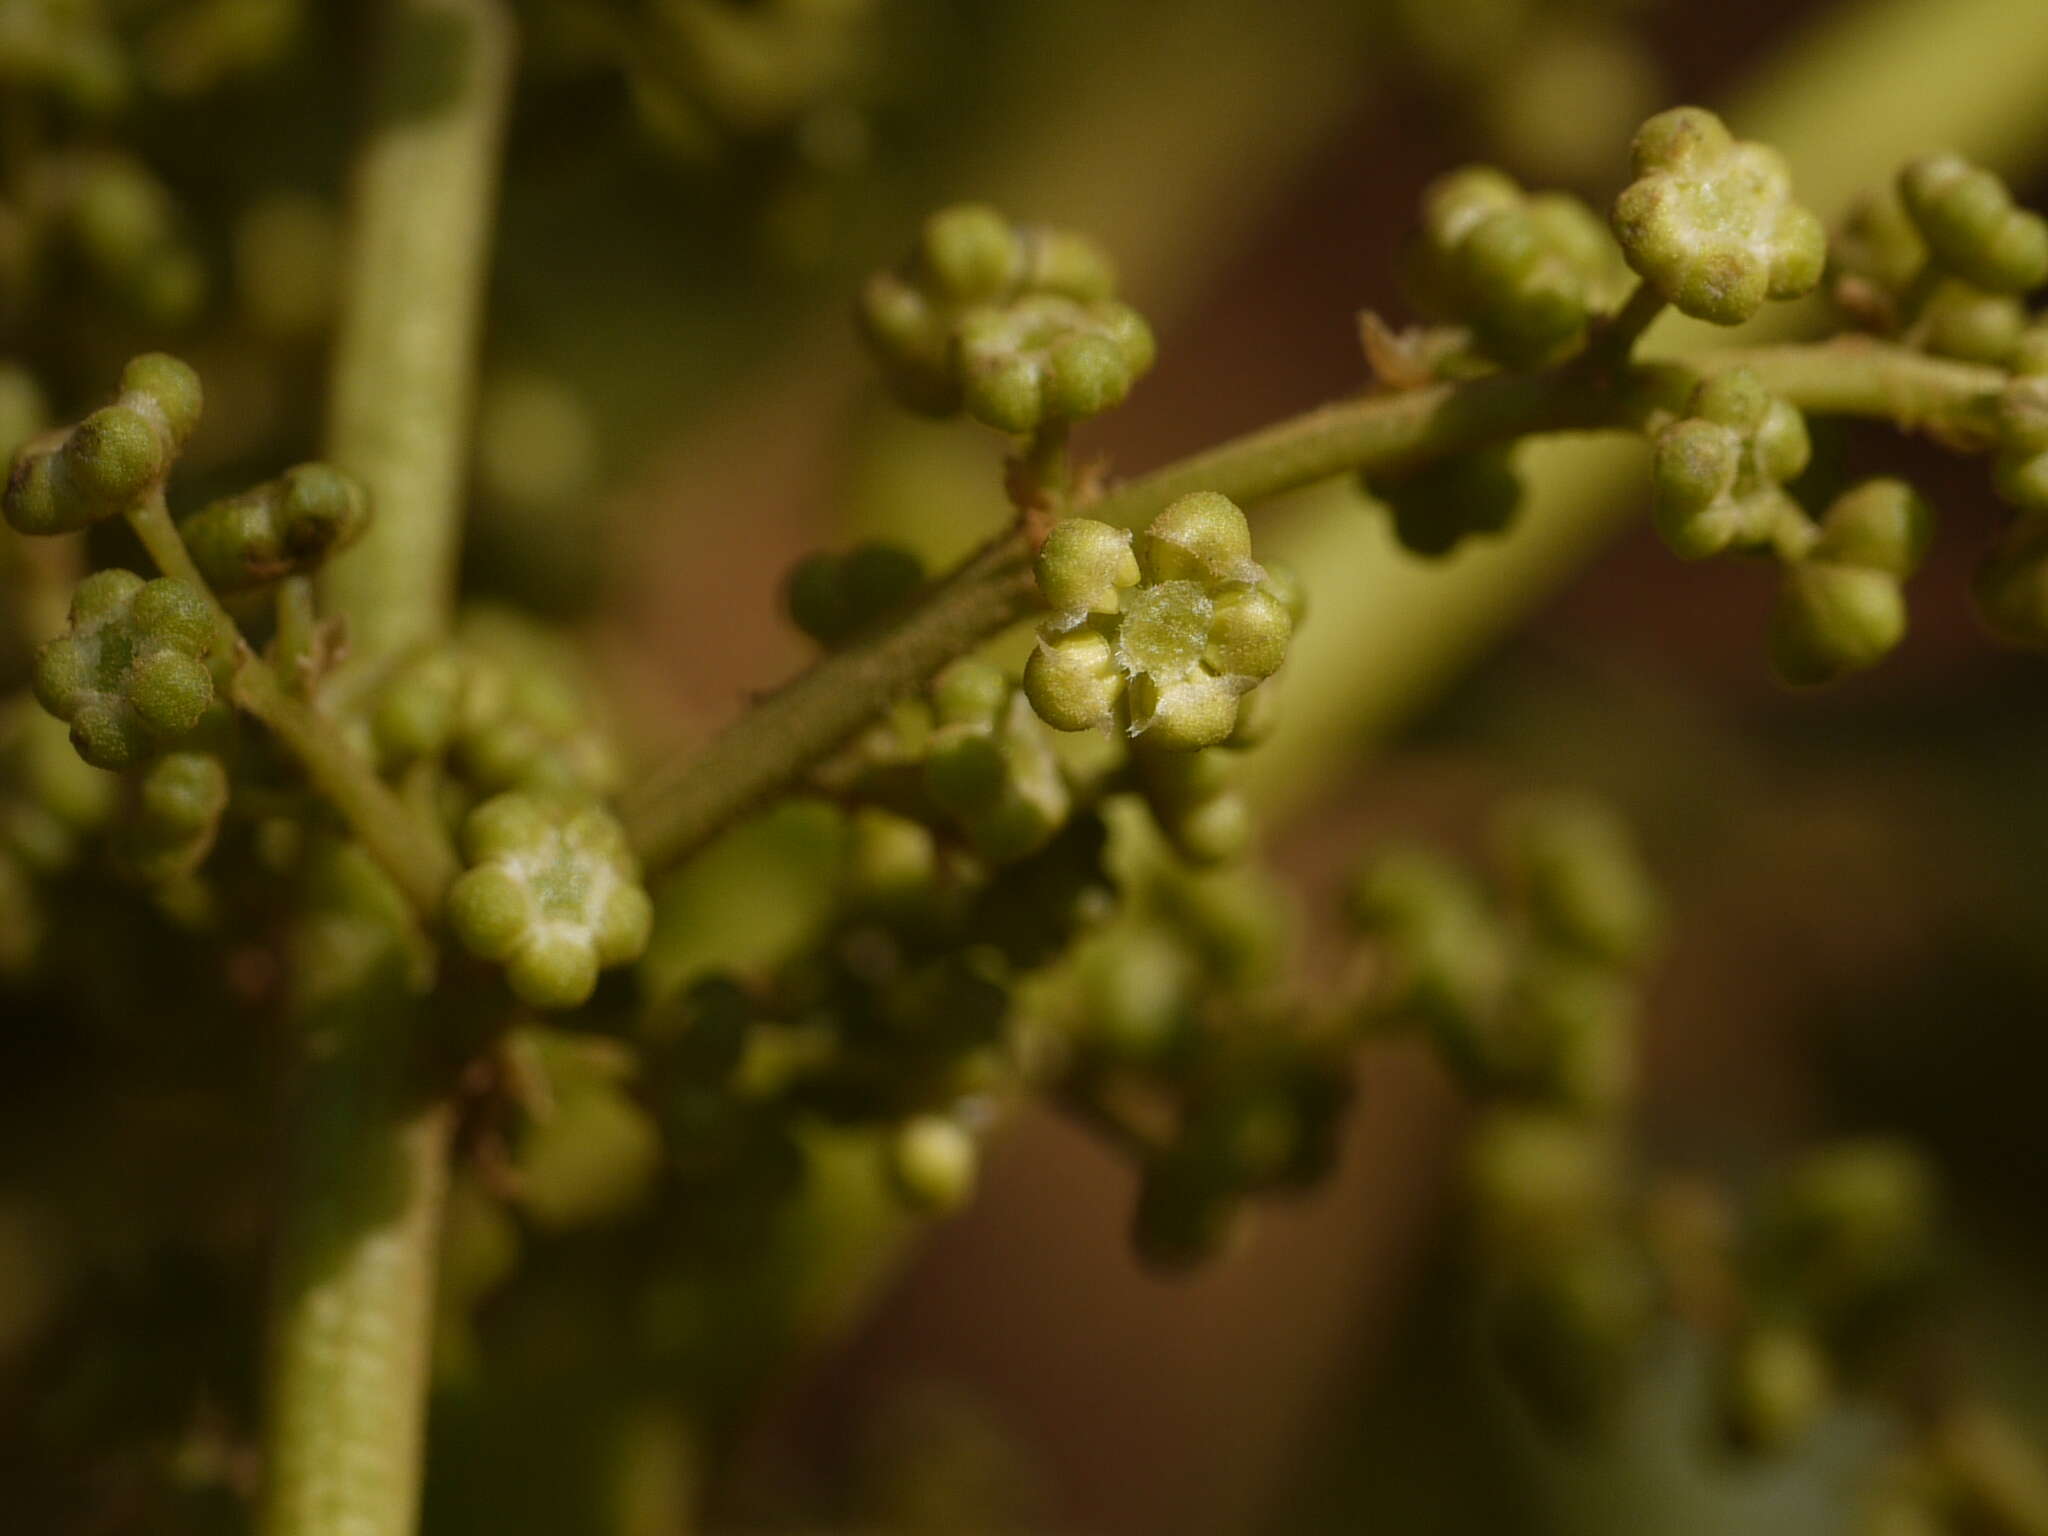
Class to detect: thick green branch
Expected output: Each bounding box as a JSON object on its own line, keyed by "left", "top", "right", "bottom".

{"left": 259, "top": 6, "right": 512, "bottom": 1536}
{"left": 623, "top": 339, "right": 2003, "bottom": 873}
{"left": 322, "top": 0, "right": 513, "bottom": 684}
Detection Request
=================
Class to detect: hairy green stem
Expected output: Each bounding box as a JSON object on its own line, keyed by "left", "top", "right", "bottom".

{"left": 234, "top": 661, "right": 459, "bottom": 916}
{"left": 259, "top": 5, "right": 512, "bottom": 1536}
{"left": 622, "top": 339, "right": 2003, "bottom": 873}
{"left": 127, "top": 491, "right": 457, "bottom": 915}
{"left": 322, "top": 0, "right": 514, "bottom": 685}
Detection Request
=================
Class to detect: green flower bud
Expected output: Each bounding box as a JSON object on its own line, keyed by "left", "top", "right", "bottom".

{"left": 1991, "top": 375, "right": 2048, "bottom": 515}
{"left": 371, "top": 648, "right": 467, "bottom": 765}
{"left": 917, "top": 203, "right": 1024, "bottom": 304}
{"left": 1374, "top": 443, "right": 1523, "bottom": 559}
{"left": 1769, "top": 480, "right": 1930, "bottom": 685}
{"left": 33, "top": 571, "right": 216, "bottom": 769}
{"left": 923, "top": 679, "right": 1071, "bottom": 863}
{"left": 179, "top": 462, "right": 369, "bottom": 592}
{"left": 886, "top": 1113, "right": 979, "bottom": 1213}
{"left": 0, "top": 366, "right": 48, "bottom": 468}
{"left": 1898, "top": 154, "right": 2048, "bottom": 294}
{"left": 1034, "top": 517, "right": 1139, "bottom": 617}
{"left": 1497, "top": 954, "right": 1638, "bottom": 1114}
{"left": 1920, "top": 284, "right": 2028, "bottom": 365}
{"left": 1349, "top": 846, "right": 1508, "bottom": 1037}
{"left": 1022, "top": 626, "right": 1122, "bottom": 732}
{"left": 785, "top": 542, "right": 925, "bottom": 646}
{"left": 1494, "top": 794, "right": 1660, "bottom": 967}
{"left": 1719, "top": 1325, "right": 1831, "bottom": 1455}
{"left": 1772, "top": 563, "right": 1906, "bottom": 685}
{"left": 861, "top": 205, "right": 1148, "bottom": 427}
{"left": 507, "top": 1029, "right": 661, "bottom": 1230}
{"left": 955, "top": 294, "right": 1155, "bottom": 434}
{"left": 1466, "top": 1110, "right": 1624, "bottom": 1259}
{"left": 1757, "top": 1139, "right": 1936, "bottom": 1315}
{"left": 447, "top": 793, "right": 654, "bottom": 1010}
{"left": 843, "top": 807, "right": 942, "bottom": 923}
{"left": 119, "top": 352, "right": 203, "bottom": 448}
{"left": 1651, "top": 368, "right": 1810, "bottom": 560}
{"left": 1975, "top": 513, "right": 2048, "bottom": 645}
{"left": 1611, "top": 106, "right": 1826, "bottom": 325}
{"left": 1831, "top": 188, "right": 1928, "bottom": 306}
{"left": 449, "top": 617, "right": 622, "bottom": 796}
{"left": 4, "top": 352, "right": 199, "bottom": 535}
{"left": 1412, "top": 168, "right": 1626, "bottom": 367}
{"left": 65, "top": 155, "right": 205, "bottom": 325}
{"left": 1133, "top": 744, "right": 1251, "bottom": 865}
{"left": 1140, "top": 491, "right": 1256, "bottom": 585}
{"left": 119, "top": 750, "right": 228, "bottom": 883}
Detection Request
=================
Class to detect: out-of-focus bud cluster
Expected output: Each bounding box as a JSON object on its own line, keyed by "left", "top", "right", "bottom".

{"left": 857, "top": 204, "right": 1155, "bottom": 434}
{"left": 1347, "top": 794, "right": 1661, "bottom": 1431}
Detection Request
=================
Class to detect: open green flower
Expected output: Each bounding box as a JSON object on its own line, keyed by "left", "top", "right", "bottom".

{"left": 1650, "top": 368, "right": 1809, "bottom": 559}
{"left": 447, "top": 793, "right": 654, "bottom": 1010}
{"left": 1023, "top": 493, "right": 1293, "bottom": 752}
{"left": 1610, "top": 107, "right": 1825, "bottom": 325}
{"left": 33, "top": 570, "right": 216, "bottom": 769}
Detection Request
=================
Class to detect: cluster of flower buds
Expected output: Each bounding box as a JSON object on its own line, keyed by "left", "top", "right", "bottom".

{"left": 1348, "top": 796, "right": 1663, "bottom": 1430}
{"left": 1023, "top": 493, "right": 1295, "bottom": 752}
{"left": 178, "top": 462, "right": 370, "bottom": 593}
{"left": 1651, "top": 367, "right": 1810, "bottom": 560}
{"left": 32, "top": 571, "right": 218, "bottom": 771}
{"left": 115, "top": 750, "right": 229, "bottom": 886}
{"left": 1406, "top": 167, "right": 1630, "bottom": 369}
{"left": 1834, "top": 157, "right": 2048, "bottom": 368}
{"left": 499, "top": 1025, "right": 663, "bottom": 1230}
{"left": 372, "top": 615, "right": 621, "bottom": 799}
{"left": 1350, "top": 794, "right": 1660, "bottom": 1117}
{"left": 446, "top": 791, "right": 655, "bottom": 1010}
{"left": 1770, "top": 478, "right": 1933, "bottom": 685}
{"left": 56, "top": 153, "right": 208, "bottom": 327}
{"left": 857, "top": 203, "right": 1155, "bottom": 434}
{"left": 923, "top": 661, "right": 1074, "bottom": 864}
{"left": 1650, "top": 368, "right": 1937, "bottom": 683}
{"left": 783, "top": 541, "right": 924, "bottom": 647}
{"left": 1977, "top": 344, "right": 2048, "bottom": 645}
{"left": 1610, "top": 106, "right": 1827, "bottom": 325}
{"left": 1701, "top": 1140, "right": 1941, "bottom": 1457}
{"left": 4, "top": 353, "right": 201, "bottom": 535}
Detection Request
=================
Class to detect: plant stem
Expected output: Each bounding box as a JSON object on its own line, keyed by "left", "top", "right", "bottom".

{"left": 127, "top": 490, "right": 457, "bottom": 917}
{"left": 234, "top": 659, "right": 459, "bottom": 916}
{"left": 258, "top": 6, "right": 512, "bottom": 1536}
{"left": 322, "top": 0, "right": 514, "bottom": 687}
{"left": 622, "top": 338, "right": 2003, "bottom": 873}
{"left": 275, "top": 576, "right": 319, "bottom": 696}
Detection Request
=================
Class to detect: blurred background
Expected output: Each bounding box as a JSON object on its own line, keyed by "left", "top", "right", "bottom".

{"left": 8, "top": 0, "right": 2048, "bottom": 1531}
